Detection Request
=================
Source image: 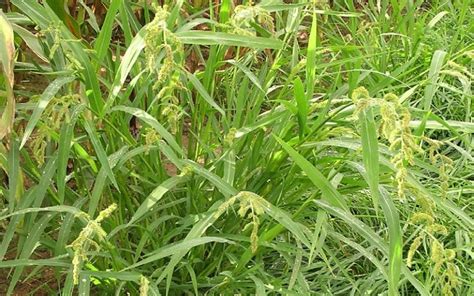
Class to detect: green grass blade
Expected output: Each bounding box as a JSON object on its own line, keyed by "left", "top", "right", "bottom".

{"left": 110, "top": 106, "right": 184, "bottom": 156}
{"left": 106, "top": 28, "right": 146, "bottom": 111}
{"left": 219, "top": 0, "right": 231, "bottom": 23}
{"left": 82, "top": 271, "right": 141, "bottom": 281}
{"left": 423, "top": 50, "right": 446, "bottom": 111}
{"left": 128, "top": 175, "right": 189, "bottom": 226}
{"left": 250, "top": 275, "right": 266, "bottom": 295}
{"left": 357, "top": 105, "right": 402, "bottom": 295}
{"left": 223, "top": 148, "right": 235, "bottom": 187}
{"left": 154, "top": 200, "right": 228, "bottom": 285}
{"left": 78, "top": 274, "right": 90, "bottom": 296}
{"left": 355, "top": 104, "right": 404, "bottom": 296}
{"left": 305, "top": 9, "right": 317, "bottom": 103}
{"left": 11, "top": 23, "right": 47, "bottom": 61}
{"left": 185, "top": 264, "right": 199, "bottom": 296}
{"left": 273, "top": 135, "right": 348, "bottom": 211}
{"left": 7, "top": 138, "right": 20, "bottom": 213}
{"left": 294, "top": 76, "right": 308, "bottom": 138}
{"left": 0, "top": 155, "right": 58, "bottom": 260}
{"left": 167, "top": 0, "right": 184, "bottom": 29}
{"left": 83, "top": 118, "right": 119, "bottom": 190}
{"left": 93, "top": 0, "right": 121, "bottom": 68}
{"left": 0, "top": 205, "right": 82, "bottom": 221}
{"left": 55, "top": 198, "right": 87, "bottom": 256}
{"left": 308, "top": 210, "right": 326, "bottom": 262}
{"left": 186, "top": 71, "right": 225, "bottom": 116}
{"left": 175, "top": 31, "right": 284, "bottom": 49}
{"left": 263, "top": 197, "right": 312, "bottom": 247}
{"left": 226, "top": 60, "right": 265, "bottom": 94}
{"left": 124, "top": 237, "right": 231, "bottom": 270}
{"left": 0, "top": 256, "right": 70, "bottom": 268}
{"left": 427, "top": 11, "right": 449, "bottom": 29}
{"left": 57, "top": 104, "right": 86, "bottom": 203}
{"left": 88, "top": 146, "right": 128, "bottom": 217}
{"left": 359, "top": 107, "right": 380, "bottom": 210}
{"left": 182, "top": 159, "right": 238, "bottom": 197}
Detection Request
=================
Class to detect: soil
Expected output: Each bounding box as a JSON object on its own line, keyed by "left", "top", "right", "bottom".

{"left": 0, "top": 250, "right": 59, "bottom": 295}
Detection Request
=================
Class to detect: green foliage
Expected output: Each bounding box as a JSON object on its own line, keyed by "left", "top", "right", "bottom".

{"left": 0, "top": 0, "right": 472, "bottom": 295}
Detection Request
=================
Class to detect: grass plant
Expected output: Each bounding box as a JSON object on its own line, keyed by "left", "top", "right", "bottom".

{"left": 0, "top": 0, "right": 472, "bottom": 295}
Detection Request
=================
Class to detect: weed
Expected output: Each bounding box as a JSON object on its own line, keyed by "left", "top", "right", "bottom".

{"left": 0, "top": 1, "right": 472, "bottom": 295}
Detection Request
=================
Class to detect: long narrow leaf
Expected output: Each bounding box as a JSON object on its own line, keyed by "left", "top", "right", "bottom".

{"left": 355, "top": 103, "right": 403, "bottom": 296}
{"left": 273, "top": 135, "right": 348, "bottom": 210}
{"left": 0, "top": 10, "right": 15, "bottom": 139}
{"left": 175, "top": 31, "right": 284, "bottom": 49}
{"left": 83, "top": 118, "right": 119, "bottom": 190}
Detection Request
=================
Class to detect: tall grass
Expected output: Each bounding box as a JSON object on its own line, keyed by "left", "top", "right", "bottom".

{"left": 0, "top": 0, "right": 472, "bottom": 295}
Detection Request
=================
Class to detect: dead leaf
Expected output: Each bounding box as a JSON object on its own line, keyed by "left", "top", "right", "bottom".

{"left": 0, "top": 10, "right": 15, "bottom": 140}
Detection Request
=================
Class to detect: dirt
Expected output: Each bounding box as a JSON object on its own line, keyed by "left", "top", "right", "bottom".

{"left": 0, "top": 251, "right": 60, "bottom": 295}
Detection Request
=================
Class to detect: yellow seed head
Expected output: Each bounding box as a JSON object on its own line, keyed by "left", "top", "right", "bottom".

{"left": 431, "top": 240, "right": 444, "bottom": 275}
{"left": 69, "top": 204, "right": 116, "bottom": 285}
{"left": 407, "top": 235, "right": 423, "bottom": 268}
{"left": 410, "top": 212, "right": 435, "bottom": 225}
{"left": 351, "top": 87, "right": 370, "bottom": 103}
{"left": 139, "top": 275, "right": 150, "bottom": 296}
{"left": 444, "top": 249, "right": 456, "bottom": 261}
{"left": 427, "top": 223, "right": 448, "bottom": 236}
{"left": 96, "top": 203, "right": 117, "bottom": 223}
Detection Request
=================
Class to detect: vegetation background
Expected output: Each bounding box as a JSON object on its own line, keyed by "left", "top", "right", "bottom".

{"left": 0, "top": 0, "right": 472, "bottom": 295}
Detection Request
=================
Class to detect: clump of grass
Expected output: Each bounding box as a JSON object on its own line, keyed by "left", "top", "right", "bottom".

{"left": 0, "top": 1, "right": 472, "bottom": 295}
